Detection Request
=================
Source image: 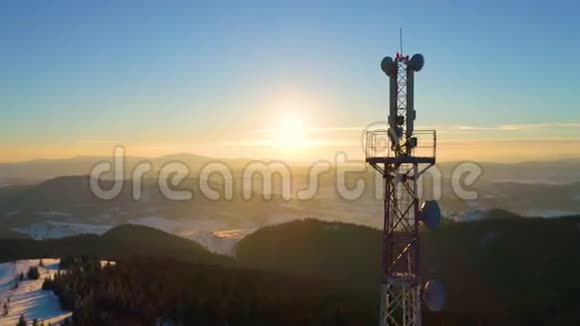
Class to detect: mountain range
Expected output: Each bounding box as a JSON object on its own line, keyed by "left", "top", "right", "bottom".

{"left": 1, "top": 216, "right": 579, "bottom": 325}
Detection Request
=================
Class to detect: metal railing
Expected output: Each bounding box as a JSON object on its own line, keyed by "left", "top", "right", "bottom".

{"left": 365, "top": 129, "right": 436, "bottom": 160}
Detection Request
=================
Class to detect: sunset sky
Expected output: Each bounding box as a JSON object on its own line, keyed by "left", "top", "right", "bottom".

{"left": 1, "top": 1, "right": 579, "bottom": 163}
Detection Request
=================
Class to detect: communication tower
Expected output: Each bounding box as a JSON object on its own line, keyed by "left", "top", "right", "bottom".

{"left": 365, "top": 47, "right": 444, "bottom": 325}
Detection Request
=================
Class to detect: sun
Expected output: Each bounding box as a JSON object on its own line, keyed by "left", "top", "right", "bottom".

{"left": 274, "top": 115, "right": 307, "bottom": 149}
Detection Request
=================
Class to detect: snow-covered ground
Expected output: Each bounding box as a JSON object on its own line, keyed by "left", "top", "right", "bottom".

{"left": 13, "top": 221, "right": 111, "bottom": 240}
{"left": 449, "top": 208, "right": 489, "bottom": 222}
{"left": 0, "top": 259, "right": 71, "bottom": 325}
{"left": 524, "top": 209, "right": 580, "bottom": 218}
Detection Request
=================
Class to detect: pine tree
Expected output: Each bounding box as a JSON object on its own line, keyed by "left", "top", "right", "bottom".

{"left": 32, "top": 318, "right": 39, "bottom": 326}
{"left": 17, "top": 314, "right": 27, "bottom": 326}
{"left": 27, "top": 266, "right": 40, "bottom": 280}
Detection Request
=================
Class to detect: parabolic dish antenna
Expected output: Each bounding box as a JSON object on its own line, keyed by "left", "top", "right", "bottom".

{"left": 423, "top": 280, "right": 445, "bottom": 312}
{"left": 381, "top": 56, "right": 396, "bottom": 76}
{"left": 408, "top": 53, "right": 425, "bottom": 72}
{"left": 420, "top": 200, "right": 441, "bottom": 230}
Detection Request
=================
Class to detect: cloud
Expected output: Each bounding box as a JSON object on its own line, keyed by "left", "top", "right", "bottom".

{"left": 216, "top": 139, "right": 358, "bottom": 147}
{"left": 450, "top": 122, "right": 580, "bottom": 131}
{"left": 77, "top": 139, "right": 120, "bottom": 144}
{"left": 255, "top": 126, "right": 365, "bottom": 134}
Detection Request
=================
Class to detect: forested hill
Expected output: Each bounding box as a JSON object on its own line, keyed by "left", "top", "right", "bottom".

{"left": 237, "top": 219, "right": 382, "bottom": 293}
{"left": 2, "top": 216, "right": 580, "bottom": 324}
{"left": 0, "top": 224, "right": 231, "bottom": 266}
{"left": 46, "top": 257, "right": 375, "bottom": 325}
{"left": 237, "top": 216, "right": 580, "bottom": 324}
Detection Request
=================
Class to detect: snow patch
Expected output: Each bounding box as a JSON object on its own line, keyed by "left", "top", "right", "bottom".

{"left": 450, "top": 209, "right": 489, "bottom": 222}
{"left": 37, "top": 211, "right": 72, "bottom": 219}
{"left": 0, "top": 259, "right": 71, "bottom": 325}
{"left": 13, "top": 221, "right": 112, "bottom": 240}
{"left": 524, "top": 209, "right": 579, "bottom": 218}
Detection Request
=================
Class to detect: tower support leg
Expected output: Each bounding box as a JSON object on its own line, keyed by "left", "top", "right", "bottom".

{"left": 380, "top": 279, "right": 421, "bottom": 326}
{"left": 379, "top": 163, "right": 421, "bottom": 326}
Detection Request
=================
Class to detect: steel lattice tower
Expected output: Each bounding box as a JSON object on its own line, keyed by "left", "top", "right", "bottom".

{"left": 366, "top": 52, "right": 437, "bottom": 326}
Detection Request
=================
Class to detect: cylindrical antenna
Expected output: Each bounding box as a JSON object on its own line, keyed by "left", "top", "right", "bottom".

{"left": 399, "top": 27, "right": 403, "bottom": 55}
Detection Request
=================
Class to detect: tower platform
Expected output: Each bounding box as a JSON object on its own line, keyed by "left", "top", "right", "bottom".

{"left": 366, "top": 156, "right": 435, "bottom": 165}
{"left": 365, "top": 129, "right": 437, "bottom": 167}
